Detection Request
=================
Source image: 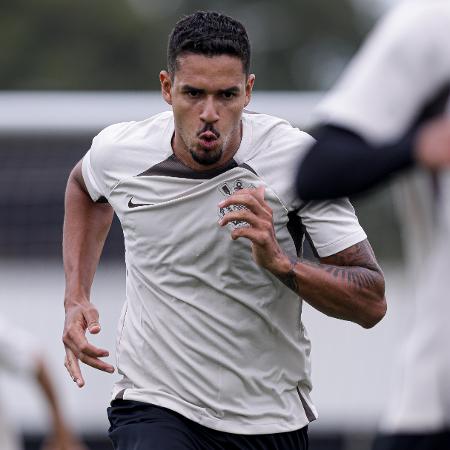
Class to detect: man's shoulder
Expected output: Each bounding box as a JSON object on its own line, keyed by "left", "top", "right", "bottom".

{"left": 239, "top": 112, "right": 314, "bottom": 207}
{"left": 242, "top": 111, "right": 314, "bottom": 159}
{"left": 94, "top": 111, "right": 173, "bottom": 147}
{"left": 243, "top": 110, "right": 291, "bottom": 132}
{"left": 86, "top": 111, "right": 173, "bottom": 183}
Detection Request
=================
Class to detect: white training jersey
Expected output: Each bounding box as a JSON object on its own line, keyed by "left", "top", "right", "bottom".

{"left": 312, "top": 0, "right": 450, "bottom": 432}
{"left": 82, "top": 110, "right": 366, "bottom": 434}
{"left": 0, "top": 316, "right": 39, "bottom": 450}
{"left": 312, "top": 0, "right": 450, "bottom": 146}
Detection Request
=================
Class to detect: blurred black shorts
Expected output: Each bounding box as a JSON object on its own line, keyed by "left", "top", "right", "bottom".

{"left": 372, "top": 431, "right": 450, "bottom": 450}
{"left": 107, "top": 399, "right": 309, "bottom": 450}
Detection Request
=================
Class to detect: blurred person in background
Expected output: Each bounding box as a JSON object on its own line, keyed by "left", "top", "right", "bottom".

{"left": 62, "top": 11, "right": 386, "bottom": 450}
{"left": 296, "top": 1, "right": 450, "bottom": 449}
{"left": 0, "top": 315, "right": 86, "bottom": 450}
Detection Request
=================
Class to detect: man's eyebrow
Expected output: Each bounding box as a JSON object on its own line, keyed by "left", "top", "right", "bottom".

{"left": 218, "top": 86, "right": 240, "bottom": 94}
{"left": 180, "top": 85, "right": 241, "bottom": 94}
{"left": 181, "top": 85, "right": 205, "bottom": 92}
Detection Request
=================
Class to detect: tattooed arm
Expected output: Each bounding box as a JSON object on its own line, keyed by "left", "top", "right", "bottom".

{"left": 280, "top": 240, "right": 386, "bottom": 328}
{"left": 219, "top": 187, "right": 386, "bottom": 329}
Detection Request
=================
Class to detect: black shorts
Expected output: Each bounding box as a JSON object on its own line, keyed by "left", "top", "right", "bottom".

{"left": 372, "top": 430, "right": 450, "bottom": 450}
{"left": 108, "top": 399, "right": 309, "bottom": 450}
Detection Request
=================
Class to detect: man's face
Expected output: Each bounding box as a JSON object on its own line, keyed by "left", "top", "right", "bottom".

{"left": 160, "top": 53, "right": 255, "bottom": 169}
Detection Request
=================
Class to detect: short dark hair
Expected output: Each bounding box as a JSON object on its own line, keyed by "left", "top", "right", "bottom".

{"left": 167, "top": 11, "right": 251, "bottom": 76}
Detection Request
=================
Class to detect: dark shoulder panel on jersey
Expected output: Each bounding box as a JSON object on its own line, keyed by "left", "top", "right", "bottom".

{"left": 286, "top": 210, "right": 320, "bottom": 259}
{"left": 137, "top": 154, "right": 257, "bottom": 179}
{"left": 286, "top": 211, "right": 304, "bottom": 256}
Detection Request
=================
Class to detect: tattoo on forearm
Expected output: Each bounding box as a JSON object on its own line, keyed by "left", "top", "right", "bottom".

{"left": 323, "top": 265, "right": 377, "bottom": 290}
{"left": 276, "top": 255, "right": 299, "bottom": 293}
{"left": 320, "top": 240, "right": 383, "bottom": 291}
{"left": 275, "top": 241, "right": 383, "bottom": 295}
{"left": 323, "top": 240, "right": 380, "bottom": 271}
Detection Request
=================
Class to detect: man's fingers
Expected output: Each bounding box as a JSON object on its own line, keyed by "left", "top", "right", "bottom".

{"left": 80, "top": 343, "right": 109, "bottom": 358}
{"left": 88, "top": 322, "right": 101, "bottom": 334}
{"left": 83, "top": 306, "right": 101, "bottom": 334}
{"left": 219, "top": 192, "right": 272, "bottom": 217}
{"left": 233, "top": 185, "right": 266, "bottom": 207}
{"left": 64, "top": 348, "right": 85, "bottom": 388}
{"left": 78, "top": 353, "right": 115, "bottom": 373}
{"left": 219, "top": 209, "right": 260, "bottom": 228}
{"left": 64, "top": 342, "right": 114, "bottom": 386}
{"left": 253, "top": 185, "right": 266, "bottom": 204}
{"left": 231, "top": 185, "right": 265, "bottom": 200}
{"left": 230, "top": 226, "right": 264, "bottom": 244}
{"left": 67, "top": 337, "right": 109, "bottom": 358}
{"left": 64, "top": 329, "right": 109, "bottom": 358}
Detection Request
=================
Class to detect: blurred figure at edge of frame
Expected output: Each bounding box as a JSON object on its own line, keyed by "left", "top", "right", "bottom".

{"left": 0, "top": 315, "right": 87, "bottom": 450}
{"left": 296, "top": 1, "right": 450, "bottom": 449}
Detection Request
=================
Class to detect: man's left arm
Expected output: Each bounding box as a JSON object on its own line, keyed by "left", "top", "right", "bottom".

{"left": 280, "top": 240, "right": 386, "bottom": 329}
{"left": 219, "top": 187, "right": 386, "bottom": 329}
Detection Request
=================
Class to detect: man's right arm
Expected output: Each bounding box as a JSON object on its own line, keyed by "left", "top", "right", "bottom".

{"left": 62, "top": 160, "right": 115, "bottom": 387}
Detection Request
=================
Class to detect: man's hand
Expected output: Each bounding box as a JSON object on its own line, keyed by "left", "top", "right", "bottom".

{"left": 218, "top": 186, "right": 386, "bottom": 328}
{"left": 218, "top": 186, "right": 291, "bottom": 276}
{"left": 62, "top": 300, "right": 114, "bottom": 388}
{"left": 415, "top": 117, "right": 450, "bottom": 170}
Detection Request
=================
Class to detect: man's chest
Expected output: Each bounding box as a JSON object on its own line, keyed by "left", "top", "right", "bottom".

{"left": 107, "top": 168, "right": 293, "bottom": 262}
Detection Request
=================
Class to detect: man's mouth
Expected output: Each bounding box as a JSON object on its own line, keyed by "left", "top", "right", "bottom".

{"left": 198, "top": 131, "right": 220, "bottom": 150}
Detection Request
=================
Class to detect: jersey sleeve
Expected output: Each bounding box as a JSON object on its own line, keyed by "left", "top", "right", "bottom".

{"left": 241, "top": 113, "right": 316, "bottom": 210}
{"left": 299, "top": 198, "right": 367, "bottom": 257}
{"left": 82, "top": 149, "right": 103, "bottom": 202}
{"left": 0, "top": 316, "right": 40, "bottom": 376}
{"left": 81, "top": 123, "right": 127, "bottom": 202}
{"left": 311, "top": 1, "right": 450, "bottom": 145}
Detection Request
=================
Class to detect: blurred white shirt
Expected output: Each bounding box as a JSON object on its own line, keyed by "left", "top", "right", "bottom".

{"left": 311, "top": 0, "right": 450, "bottom": 432}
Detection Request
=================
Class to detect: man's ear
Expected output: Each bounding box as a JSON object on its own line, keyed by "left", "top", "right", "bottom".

{"left": 160, "top": 70, "right": 173, "bottom": 105}
{"left": 244, "top": 74, "right": 255, "bottom": 107}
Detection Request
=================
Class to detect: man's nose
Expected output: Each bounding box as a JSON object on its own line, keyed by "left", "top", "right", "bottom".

{"left": 200, "top": 96, "right": 219, "bottom": 123}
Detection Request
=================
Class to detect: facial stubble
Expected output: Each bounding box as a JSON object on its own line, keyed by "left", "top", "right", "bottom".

{"left": 189, "top": 146, "right": 223, "bottom": 166}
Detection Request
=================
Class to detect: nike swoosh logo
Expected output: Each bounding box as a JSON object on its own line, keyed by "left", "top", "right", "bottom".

{"left": 128, "top": 197, "right": 154, "bottom": 208}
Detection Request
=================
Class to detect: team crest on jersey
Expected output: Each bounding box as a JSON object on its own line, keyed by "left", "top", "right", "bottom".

{"left": 218, "top": 179, "right": 255, "bottom": 228}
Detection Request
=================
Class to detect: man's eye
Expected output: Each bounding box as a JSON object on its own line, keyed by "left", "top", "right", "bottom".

{"left": 187, "top": 90, "right": 200, "bottom": 97}
{"left": 222, "top": 92, "right": 235, "bottom": 99}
